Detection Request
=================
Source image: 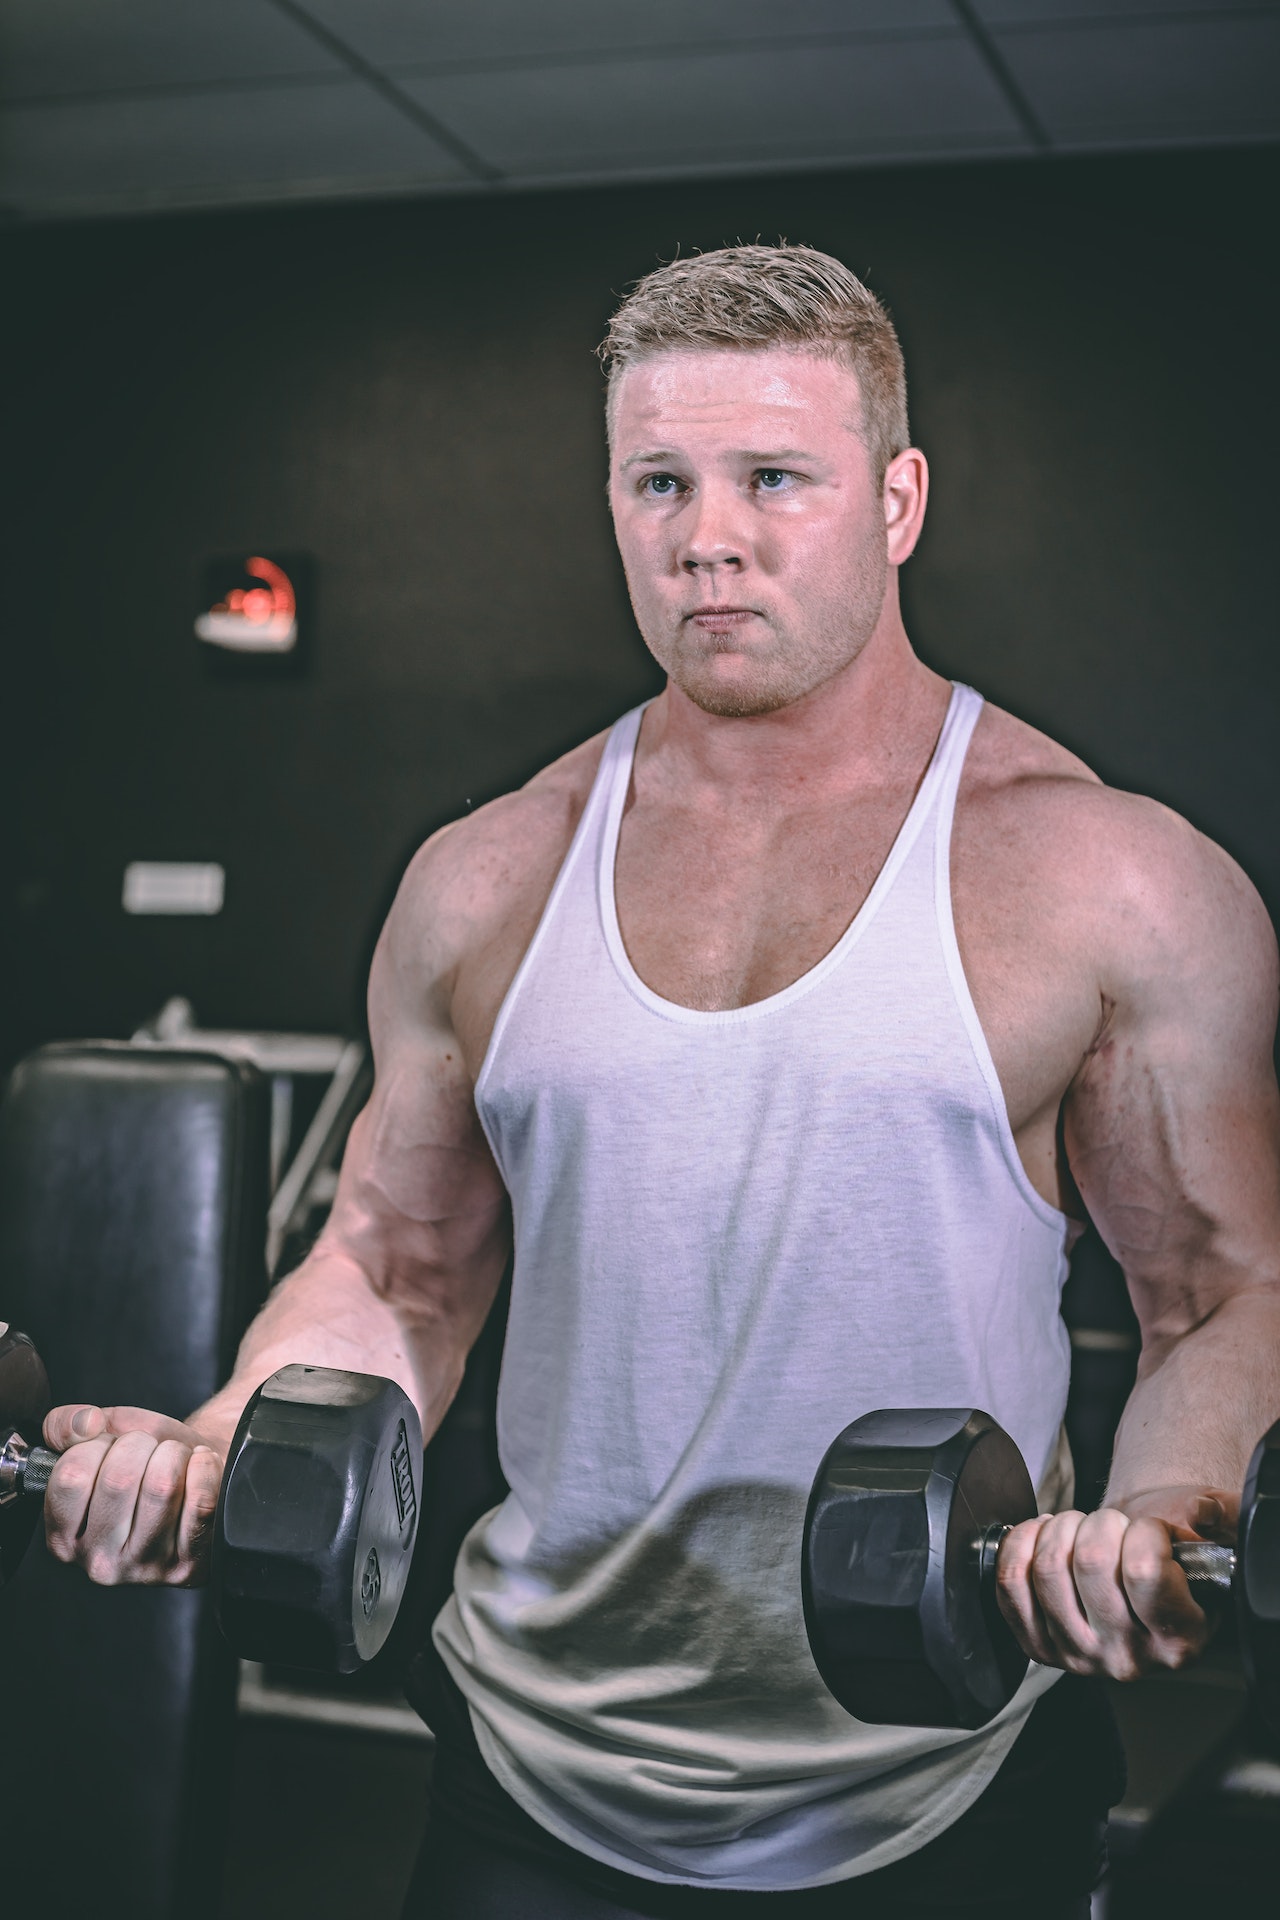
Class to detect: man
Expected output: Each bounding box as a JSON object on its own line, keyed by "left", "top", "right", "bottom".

{"left": 43, "top": 247, "right": 1280, "bottom": 1916}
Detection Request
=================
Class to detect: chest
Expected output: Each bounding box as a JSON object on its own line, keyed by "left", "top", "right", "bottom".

{"left": 612, "top": 789, "right": 1100, "bottom": 1141}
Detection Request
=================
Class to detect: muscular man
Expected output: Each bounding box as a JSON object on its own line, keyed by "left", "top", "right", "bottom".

{"left": 43, "top": 247, "right": 1280, "bottom": 1917}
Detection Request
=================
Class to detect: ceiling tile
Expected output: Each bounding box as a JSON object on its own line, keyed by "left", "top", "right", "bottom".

{"left": 400, "top": 37, "right": 1027, "bottom": 178}
{"left": 300, "top": 0, "right": 956, "bottom": 70}
{"left": 0, "top": 0, "right": 342, "bottom": 103}
{"left": 996, "top": 16, "right": 1280, "bottom": 143}
{"left": 975, "top": 3, "right": 1274, "bottom": 21}
{"left": 0, "top": 80, "right": 471, "bottom": 219}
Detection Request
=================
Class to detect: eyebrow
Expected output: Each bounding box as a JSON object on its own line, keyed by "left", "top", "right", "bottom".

{"left": 619, "top": 447, "right": 817, "bottom": 470}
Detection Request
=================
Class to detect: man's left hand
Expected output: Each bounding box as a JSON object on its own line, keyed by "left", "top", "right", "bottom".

{"left": 995, "top": 1487, "right": 1239, "bottom": 1681}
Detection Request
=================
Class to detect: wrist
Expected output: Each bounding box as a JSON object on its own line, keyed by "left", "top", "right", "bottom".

{"left": 185, "top": 1384, "right": 257, "bottom": 1460}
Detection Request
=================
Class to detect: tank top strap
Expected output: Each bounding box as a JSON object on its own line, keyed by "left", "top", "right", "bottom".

{"left": 597, "top": 686, "right": 981, "bottom": 902}
{"left": 475, "top": 701, "right": 651, "bottom": 1100}
{"left": 927, "top": 682, "right": 984, "bottom": 846}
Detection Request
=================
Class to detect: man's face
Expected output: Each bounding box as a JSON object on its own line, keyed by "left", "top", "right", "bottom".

{"left": 608, "top": 346, "right": 893, "bottom": 718}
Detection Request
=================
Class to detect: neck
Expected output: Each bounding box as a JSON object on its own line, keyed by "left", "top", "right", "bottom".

{"left": 639, "top": 589, "right": 950, "bottom": 802}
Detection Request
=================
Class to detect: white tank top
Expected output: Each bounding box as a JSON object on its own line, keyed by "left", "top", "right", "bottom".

{"left": 434, "top": 683, "right": 1074, "bottom": 1890}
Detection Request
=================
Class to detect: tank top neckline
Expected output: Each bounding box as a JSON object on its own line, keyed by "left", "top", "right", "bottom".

{"left": 596, "top": 683, "right": 982, "bottom": 1028}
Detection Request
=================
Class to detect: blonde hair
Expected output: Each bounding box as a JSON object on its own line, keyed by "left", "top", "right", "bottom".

{"left": 598, "top": 243, "right": 910, "bottom": 484}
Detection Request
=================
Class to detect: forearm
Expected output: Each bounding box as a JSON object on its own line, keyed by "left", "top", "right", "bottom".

{"left": 187, "top": 1247, "right": 480, "bottom": 1458}
{"left": 1105, "top": 1283, "right": 1280, "bottom": 1511}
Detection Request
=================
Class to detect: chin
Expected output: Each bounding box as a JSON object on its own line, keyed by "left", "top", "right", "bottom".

{"left": 676, "top": 678, "right": 800, "bottom": 718}
{"left": 669, "top": 650, "right": 844, "bottom": 719}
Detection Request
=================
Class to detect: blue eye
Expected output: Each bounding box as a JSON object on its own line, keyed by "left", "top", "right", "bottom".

{"left": 645, "top": 473, "right": 680, "bottom": 496}
{"left": 757, "top": 468, "right": 790, "bottom": 490}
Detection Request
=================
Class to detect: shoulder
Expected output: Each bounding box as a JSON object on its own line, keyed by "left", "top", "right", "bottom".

{"left": 960, "top": 699, "right": 1278, "bottom": 1009}
{"left": 372, "top": 726, "right": 611, "bottom": 1017}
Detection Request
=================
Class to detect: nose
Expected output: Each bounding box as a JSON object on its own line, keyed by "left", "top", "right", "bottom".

{"left": 677, "top": 484, "right": 749, "bottom": 574}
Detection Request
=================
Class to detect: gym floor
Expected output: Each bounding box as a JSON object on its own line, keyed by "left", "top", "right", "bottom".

{"left": 217, "top": 1645, "right": 1264, "bottom": 1919}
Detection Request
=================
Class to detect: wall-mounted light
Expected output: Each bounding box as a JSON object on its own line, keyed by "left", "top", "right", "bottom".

{"left": 197, "top": 553, "right": 312, "bottom": 677}
{"left": 197, "top": 555, "right": 296, "bottom": 651}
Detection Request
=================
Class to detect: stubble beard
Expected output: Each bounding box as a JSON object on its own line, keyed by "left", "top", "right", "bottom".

{"left": 638, "top": 539, "right": 890, "bottom": 720}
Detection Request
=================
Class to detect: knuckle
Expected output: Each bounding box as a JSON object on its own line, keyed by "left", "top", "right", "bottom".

{"left": 1124, "top": 1550, "right": 1165, "bottom": 1587}
{"left": 143, "top": 1461, "right": 185, "bottom": 1504}
{"left": 97, "top": 1454, "right": 145, "bottom": 1500}
{"left": 1033, "top": 1534, "right": 1070, "bottom": 1577}
{"left": 995, "top": 1554, "right": 1026, "bottom": 1596}
{"left": 1153, "top": 1631, "right": 1203, "bottom": 1671}
{"left": 1072, "top": 1542, "right": 1115, "bottom": 1581}
{"left": 188, "top": 1490, "right": 219, "bottom": 1528}
{"left": 85, "top": 1551, "right": 123, "bottom": 1587}
{"left": 52, "top": 1453, "right": 97, "bottom": 1496}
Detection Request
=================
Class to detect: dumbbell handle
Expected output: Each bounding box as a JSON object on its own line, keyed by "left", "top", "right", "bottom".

{"left": 0, "top": 1430, "right": 58, "bottom": 1503}
{"left": 979, "top": 1524, "right": 1237, "bottom": 1594}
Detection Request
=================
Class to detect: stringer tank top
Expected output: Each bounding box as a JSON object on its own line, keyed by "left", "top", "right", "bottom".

{"left": 434, "top": 682, "right": 1074, "bottom": 1891}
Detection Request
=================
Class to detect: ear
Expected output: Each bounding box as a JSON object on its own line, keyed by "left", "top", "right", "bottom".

{"left": 883, "top": 448, "right": 929, "bottom": 566}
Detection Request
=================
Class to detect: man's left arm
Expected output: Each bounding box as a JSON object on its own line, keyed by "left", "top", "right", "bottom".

{"left": 998, "top": 801, "right": 1280, "bottom": 1680}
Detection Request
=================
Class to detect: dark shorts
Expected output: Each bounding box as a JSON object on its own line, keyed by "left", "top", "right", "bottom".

{"left": 401, "top": 1649, "right": 1126, "bottom": 1919}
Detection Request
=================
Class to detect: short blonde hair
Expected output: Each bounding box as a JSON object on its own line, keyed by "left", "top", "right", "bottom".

{"left": 598, "top": 243, "right": 910, "bottom": 485}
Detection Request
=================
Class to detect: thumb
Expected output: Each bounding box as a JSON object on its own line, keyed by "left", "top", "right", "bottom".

{"left": 44, "top": 1403, "right": 200, "bottom": 1451}
{"left": 1120, "top": 1484, "right": 1240, "bottom": 1543}
{"left": 43, "top": 1403, "right": 107, "bottom": 1449}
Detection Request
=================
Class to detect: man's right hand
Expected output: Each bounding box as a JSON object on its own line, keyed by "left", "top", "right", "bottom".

{"left": 41, "top": 1404, "right": 225, "bottom": 1588}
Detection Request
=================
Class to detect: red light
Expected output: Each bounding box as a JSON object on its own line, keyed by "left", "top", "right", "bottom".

{"left": 197, "top": 554, "right": 299, "bottom": 653}
{"left": 245, "top": 555, "right": 296, "bottom": 622}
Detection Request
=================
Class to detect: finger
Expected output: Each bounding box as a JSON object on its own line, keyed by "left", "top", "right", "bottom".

{"left": 43, "top": 1404, "right": 108, "bottom": 1450}
{"left": 995, "top": 1516, "right": 1060, "bottom": 1668}
{"left": 43, "top": 1436, "right": 115, "bottom": 1560}
{"left": 77, "top": 1430, "right": 163, "bottom": 1584}
{"left": 122, "top": 1438, "right": 192, "bottom": 1580}
{"left": 1120, "top": 1517, "right": 1210, "bottom": 1666}
{"left": 1067, "top": 1509, "right": 1147, "bottom": 1681}
{"left": 172, "top": 1447, "right": 223, "bottom": 1585}
{"left": 1028, "top": 1511, "right": 1104, "bottom": 1673}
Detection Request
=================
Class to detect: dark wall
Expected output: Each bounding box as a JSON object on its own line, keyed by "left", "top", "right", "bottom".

{"left": 4, "top": 146, "right": 1277, "bottom": 1059}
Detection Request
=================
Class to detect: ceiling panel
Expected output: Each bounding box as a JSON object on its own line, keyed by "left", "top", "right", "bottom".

{"left": 300, "top": 0, "right": 956, "bottom": 71}
{"left": 401, "top": 36, "right": 1026, "bottom": 179}
{"left": 2, "top": 1, "right": 1276, "bottom": 223}
{"left": 0, "top": 79, "right": 470, "bottom": 220}
{"left": 0, "top": 0, "right": 340, "bottom": 103}
{"left": 998, "top": 15, "right": 1280, "bottom": 143}
{"left": 977, "top": 2, "right": 1275, "bottom": 20}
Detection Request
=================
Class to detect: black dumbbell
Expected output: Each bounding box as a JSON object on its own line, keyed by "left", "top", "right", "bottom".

{"left": 0, "top": 1324, "right": 422, "bottom": 1674}
{"left": 802, "top": 1405, "right": 1280, "bottom": 1735}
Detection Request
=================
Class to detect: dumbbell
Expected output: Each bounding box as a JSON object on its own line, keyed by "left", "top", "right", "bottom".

{"left": 802, "top": 1405, "right": 1280, "bottom": 1735}
{"left": 0, "top": 1323, "right": 422, "bottom": 1674}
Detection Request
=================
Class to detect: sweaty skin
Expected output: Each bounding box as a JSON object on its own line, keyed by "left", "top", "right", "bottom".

{"left": 43, "top": 347, "right": 1280, "bottom": 1693}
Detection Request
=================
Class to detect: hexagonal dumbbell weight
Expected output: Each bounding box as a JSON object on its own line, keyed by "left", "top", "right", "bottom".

{"left": 213, "top": 1363, "right": 423, "bottom": 1674}
{"left": 802, "top": 1406, "right": 1280, "bottom": 1735}
{"left": 1, "top": 1328, "right": 422, "bottom": 1675}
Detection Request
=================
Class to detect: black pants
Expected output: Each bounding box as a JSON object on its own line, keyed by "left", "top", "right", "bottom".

{"left": 402, "top": 1652, "right": 1126, "bottom": 1919}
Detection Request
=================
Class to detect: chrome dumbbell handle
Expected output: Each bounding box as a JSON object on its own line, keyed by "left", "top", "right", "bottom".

{"left": 0, "top": 1430, "right": 58, "bottom": 1504}
{"left": 1172, "top": 1537, "right": 1237, "bottom": 1592}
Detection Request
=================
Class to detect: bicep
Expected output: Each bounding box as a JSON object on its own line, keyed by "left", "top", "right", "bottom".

{"left": 1064, "top": 829, "right": 1280, "bottom": 1352}
{"left": 316, "top": 880, "right": 511, "bottom": 1342}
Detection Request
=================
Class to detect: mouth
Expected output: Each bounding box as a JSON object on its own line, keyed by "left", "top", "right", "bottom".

{"left": 682, "top": 606, "right": 762, "bottom": 630}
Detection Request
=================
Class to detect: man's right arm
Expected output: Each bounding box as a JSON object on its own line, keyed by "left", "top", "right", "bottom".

{"left": 41, "top": 822, "right": 513, "bottom": 1587}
